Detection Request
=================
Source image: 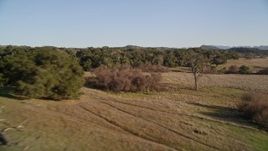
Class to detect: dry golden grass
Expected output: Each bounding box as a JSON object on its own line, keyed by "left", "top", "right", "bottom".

{"left": 1, "top": 72, "right": 268, "bottom": 151}
{"left": 219, "top": 57, "right": 268, "bottom": 72}
{"left": 162, "top": 72, "right": 268, "bottom": 92}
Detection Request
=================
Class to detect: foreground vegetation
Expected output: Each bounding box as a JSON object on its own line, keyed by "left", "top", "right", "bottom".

{"left": 0, "top": 72, "right": 268, "bottom": 151}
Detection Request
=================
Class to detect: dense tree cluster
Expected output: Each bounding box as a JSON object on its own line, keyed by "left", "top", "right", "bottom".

{"left": 76, "top": 47, "right": 165, "bottom": 70}
{"left": 0, "top": 46, "right": 84, "bottom": 100}
{"left": 74, "top": 46, "right": 239, "bottom": 71}
{"left": 229, "top": 47, "right": 268, "bottom": 58}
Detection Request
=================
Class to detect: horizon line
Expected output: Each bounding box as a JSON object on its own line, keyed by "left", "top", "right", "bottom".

{"left": 1, "top": 43, "right": 268, "bottom": 49}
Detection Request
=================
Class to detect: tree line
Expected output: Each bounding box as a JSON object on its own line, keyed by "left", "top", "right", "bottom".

{"left": 74, "top": 46, "right": 239, "bottom": 70}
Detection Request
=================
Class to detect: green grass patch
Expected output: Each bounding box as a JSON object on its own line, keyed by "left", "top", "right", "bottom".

{"left": 229, "top": 126, "right": 268, "bottom": 151}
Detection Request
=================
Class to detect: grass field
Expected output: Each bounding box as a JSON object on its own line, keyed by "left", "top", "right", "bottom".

{"left": 219, "top": 57, "right": 268, "bottom": 72}
{"left": 0, "top": 72, "right": 268, "bottom": 151}
{"left": 162, "top": 72, "right": 268, "bottom": 92}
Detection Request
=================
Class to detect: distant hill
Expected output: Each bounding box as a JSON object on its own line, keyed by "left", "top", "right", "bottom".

{"left": 216, "top": 45, "right": 232, "bottom": 50}
{"left": 254, "top": 46, "right": 268, "bottom": 50}
{"left": 201, "top": 45, "right": 231, "bottom": 50}
{"left": 201, "top": 45, "right": 268, "bottom": 51}
{"left": 200, "top": 45, "right": 219, "bottom": 50}
{"left": 125, "top": 45, "right": 143, "bottom": 49}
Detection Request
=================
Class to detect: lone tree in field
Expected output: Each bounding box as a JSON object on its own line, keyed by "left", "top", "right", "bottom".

{"left": 187, "top": 49, "right": 209, "bottom": 91}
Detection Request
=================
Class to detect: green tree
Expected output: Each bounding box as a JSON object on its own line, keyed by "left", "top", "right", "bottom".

{"left": 1, "top": 48, "right": 84, "bottom": 100}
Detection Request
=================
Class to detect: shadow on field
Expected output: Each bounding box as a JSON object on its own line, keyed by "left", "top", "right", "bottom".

{"left": 0, "top": 87, "right": 25, "bottom": 100}
{"left": 189, "top": 102, "right": 258, "bottom": 128}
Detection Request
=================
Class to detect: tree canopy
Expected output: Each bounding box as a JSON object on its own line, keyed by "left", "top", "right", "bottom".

{"left": 0, "top": 47, "right": 84, "bottom": 100}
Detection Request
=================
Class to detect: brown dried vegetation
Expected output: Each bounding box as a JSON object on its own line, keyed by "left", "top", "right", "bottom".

{"left": 225, "top": 65, "right": 240, "bottom": 74}
{"left": 238, "top": 93, "right": 268, "bottom": 129}
{"left": 86, "top": 66, "right": 162, "bottom": 92}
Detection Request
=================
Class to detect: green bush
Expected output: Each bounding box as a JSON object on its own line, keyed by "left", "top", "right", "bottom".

{"left": 1, "top": 48, "right": 84, "bottom": 100}
{"left": 239, "top": 65, "right": 251, "bottom": 74}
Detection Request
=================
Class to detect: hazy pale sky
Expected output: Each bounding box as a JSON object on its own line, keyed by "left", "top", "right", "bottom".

{"left": 0, "top": 0, "right": 268, "bottom": 48}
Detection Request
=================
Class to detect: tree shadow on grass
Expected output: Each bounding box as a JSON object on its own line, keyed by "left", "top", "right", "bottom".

{"left": 189, "top": 102, "right": 261, "bottom": 129}
{"left": 0, "top": 87, "right": 78, "bottom": 101}
{"left": 0, "top": 87, "right": 26, "bottom": 100}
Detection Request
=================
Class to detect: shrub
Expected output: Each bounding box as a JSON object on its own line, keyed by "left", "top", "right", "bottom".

{"left": 86, "top": 66, "right": 162, "bottom": 92}
{"left": 225, "top": 65, "right": 239, "bottom": 74}
{"left": 1, "top": 48, "right": 84, "bottom": 100}
{"left": 239, "top": 65, "right": 251, "bottom": 74}
{"left": 237, "top": 93, "right": 268, "bottom": 129}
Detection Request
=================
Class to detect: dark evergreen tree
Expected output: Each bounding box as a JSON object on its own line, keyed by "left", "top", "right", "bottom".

{"left": 1, "top": 47, "right": 84, "bottom": 100}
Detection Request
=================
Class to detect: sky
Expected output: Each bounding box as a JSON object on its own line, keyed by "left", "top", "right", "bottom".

{"left": 0, "top": 0, "right": 268, "bottom": 48}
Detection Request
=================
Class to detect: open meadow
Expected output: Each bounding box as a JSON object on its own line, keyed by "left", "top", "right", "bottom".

{"left": 219, "top": 57, "right": 268, "bottom": 73}
{"left": 1, "top": 71, "right": 268, "bottom": 151}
